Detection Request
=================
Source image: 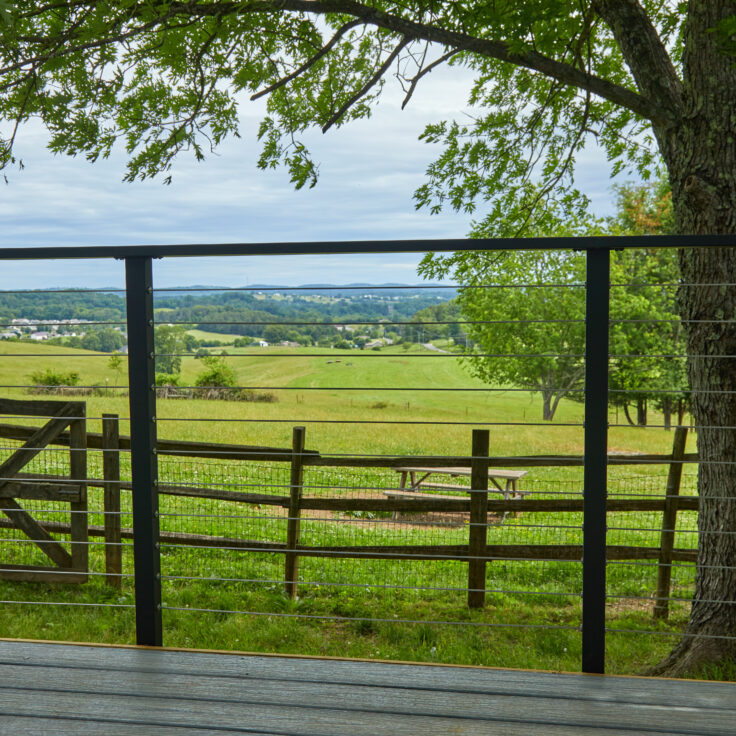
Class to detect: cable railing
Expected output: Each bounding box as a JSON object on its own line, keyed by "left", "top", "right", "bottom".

{"left": 0, "top": 236, "right": 734, "bottom": 678}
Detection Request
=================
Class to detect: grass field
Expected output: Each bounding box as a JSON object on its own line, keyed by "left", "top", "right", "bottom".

{"left": 185, "top": 328, "right": 243, "bottom": 343}
{"left": 0, "top": 340, "right": 712, "bottom": 677}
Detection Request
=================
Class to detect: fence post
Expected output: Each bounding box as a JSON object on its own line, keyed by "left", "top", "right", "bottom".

{"left": 582, "top": 247, "right": 610, "bottom": 674}
{"left": 654, "top": 426, "right": 688, "bottom": 620}
{"left": 285, "top": 426, "right": 306, "bottom": 599}
{"left": 69, "top": 406, "right": 88, "bottom": 575}
{"left": 468, "top": 428, "right": 490, "bottom": 608}
{"left": 125, "top": 256, "right": 162, "bottom": 647}
{"left": 103, "top": 413, "right": 122, "bottom": 589}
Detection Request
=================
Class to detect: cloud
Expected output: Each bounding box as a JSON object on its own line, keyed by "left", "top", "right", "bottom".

{"left": 1, "top": 63, "right": 620, "bottom": 288}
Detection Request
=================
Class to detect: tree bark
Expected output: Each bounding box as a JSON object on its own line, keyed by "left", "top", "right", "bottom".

{"left": 662, "top": 396, "right": 673, "bottom": 431}
{"left": 636, "top": 397, "right": 647, "bottom": 427}
{"left": 623, "top": 403, "right": 636, "bottom": 427}
{"left": 648, "top": 0, "right": 736, "bottom": 677}
{"left": 542, "top": 391, "right": 554, "bottom": 421}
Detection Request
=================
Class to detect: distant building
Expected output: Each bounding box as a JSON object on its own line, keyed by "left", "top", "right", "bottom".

{"left": 30, "top": 332, "right": 51, "bottom": 341}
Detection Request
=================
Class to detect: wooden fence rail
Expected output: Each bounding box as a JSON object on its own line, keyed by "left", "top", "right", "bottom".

{"left": 0, "top": 421, "right": 699, "bottom": 468}
{"left": 0, "top": 418, "right": 695, "bottom": 615}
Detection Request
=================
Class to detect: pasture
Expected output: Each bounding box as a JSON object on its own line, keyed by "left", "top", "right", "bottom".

{"left": 0, "top": 340, "right": 706, "bottom": 676}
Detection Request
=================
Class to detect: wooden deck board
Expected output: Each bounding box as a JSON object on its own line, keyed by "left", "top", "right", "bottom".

{"left": 0, "top": 640, "right": 734, "bottom": 735}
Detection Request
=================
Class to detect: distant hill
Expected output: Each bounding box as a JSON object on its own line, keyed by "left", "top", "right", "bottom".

{"left": 0, "top": 285, "right": 457, "bottom": 332}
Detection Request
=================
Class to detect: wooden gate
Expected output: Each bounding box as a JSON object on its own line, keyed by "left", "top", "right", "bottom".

{"left": 0, "top": 398, "right": 87, "bottom": 583}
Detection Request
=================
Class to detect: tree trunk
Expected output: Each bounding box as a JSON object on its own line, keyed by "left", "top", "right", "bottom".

{"left": 542, "top": 391, "right": 554, "bottom": 421}
{"left": 623, "top": 403, "right": 636, "bottom": 426}
{"left": 662, "top": 397, "right": 672, "bottom": 431}
{"left": 649, "top": 0, "right": 736, "bottom": 676}
{"left": 636, "top": 397, "right": 647, "bottom": 426}
{"left": 677, "top": 399, "right": 686, "bottom": 427}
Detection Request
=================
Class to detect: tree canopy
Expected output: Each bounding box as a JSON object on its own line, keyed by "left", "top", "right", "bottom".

{"left": 0, "top": 1, "right": 707, "bottom": 214}
{"left": 422, "top": 247, "right": 587, "bottom": 421}
{"left": 421, "top": 180, "right": 686, "bottom": 423}
{"left": 2, "top": 0, "right": 736, "bottom": 677}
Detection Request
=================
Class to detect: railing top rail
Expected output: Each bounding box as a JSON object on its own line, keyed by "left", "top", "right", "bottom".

{"left": 0, "top": 234, "right": 734, "bottom": 260}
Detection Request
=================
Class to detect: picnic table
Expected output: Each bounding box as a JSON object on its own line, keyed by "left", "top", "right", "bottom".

{"left": 392, "top": 465, "right": 528, "bottom": 501}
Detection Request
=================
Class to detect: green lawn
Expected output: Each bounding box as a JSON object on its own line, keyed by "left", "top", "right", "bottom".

{"left": 185, "top": 328, "right": 244, "bottom": 344}
{"left": 0, "top": 341, "right": 708, "bottom": 677}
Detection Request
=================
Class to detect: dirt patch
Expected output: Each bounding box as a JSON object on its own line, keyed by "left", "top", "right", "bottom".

{"left": 606, "top": 597, "right": 655, "bottom": 615}
{"left": 257, "top": 490, "right": 507, "bottom": 530}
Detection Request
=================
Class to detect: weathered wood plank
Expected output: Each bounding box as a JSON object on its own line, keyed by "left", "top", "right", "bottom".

{"left": 309, "top": 453, "right": 700, "bottom": 468}
{"left": 0, "top": 398, "right": 85, "bottom": 418}
{"left": 102, "top": 414, "right": 122, "bottom": 588}
{"left": 0, "top": 564, "right": 88, "bottom": 583}
{"left": 69, "top": 413, "right": 88, "bottom": 573}
{"left": 0, "top": 499, "right": 72, "bottom": 568}
{"left": 395, "top": 465, "right": 528, "bottom": 480}
{"left": 0, "top": 517, "right": 697, "bottom": 563}
{"left": 0, "top": 404, "right": 77, "bottom": 568}
{"left": 4, "top": 642, "right": 735, "bottom": 709}
{"left": 0, "top": 715, "right": 682, "bottom": 736}
{"left": 285, "top": 426, "right": 306, "bottom": 598}
{"left": 5, "top": 474, "right": 703, "bottom": 514}
{"left": 0, "top": 480, "right": 80, "bottom": 501}
{"left": 0, "top": 642, "right": 734, "bottom": 735}
{"left": 384, "top": 490, "right": 469, "bottom": 502}
{"left": 0, "top": 719, "right": 265, "bottom": 736}
{"left": 467, "top": 430, "right": 489, "bottom": 608}
{"left": 0, "top": 406, "right": 77, "bottom": 489}
{"left": 654, "top": 426, "right": 688, "bottom": 620}
{"left": 0, "top": 665, "right": 734, "bottom": 735}
{"left": 0, "top": 421, "right": 314, "bottom": 462}
{"left": 0, "top": 422, "right": 703, "bottom": 469}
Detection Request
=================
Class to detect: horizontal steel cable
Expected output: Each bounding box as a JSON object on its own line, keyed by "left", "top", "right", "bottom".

{"left": 159, "top": 574, "right": 582, "bottom": 597}
{"left": 156, "top": 542, "right": 582, "bottom": 562}
{"left": 159, "top": 605, "right": 581, "bottom": 630}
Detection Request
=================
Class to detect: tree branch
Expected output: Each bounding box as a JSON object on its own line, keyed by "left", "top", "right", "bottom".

{"left": 251, "top": 18, "right": 363, "bottom": 100}
{"left": 401, "top": 49, "right": 458, "bottom": 110}
{"left": 322, "top": 36, "right": 409, "bottom": 133}
{"left": 183, "top": 0, "right": 666, "bottom": 125}
{"left": 6, "top": 1, "right": 668, "bottom": 126}
{"left": 592, "top": 0, "right": 683, "bottom": 127}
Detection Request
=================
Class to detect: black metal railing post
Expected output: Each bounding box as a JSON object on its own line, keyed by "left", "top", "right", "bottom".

{"left": 582, "top": 247, "right": 610, "bottom": 673}
{"left": 125, "top": 256, "right": 162, "bottom": 646}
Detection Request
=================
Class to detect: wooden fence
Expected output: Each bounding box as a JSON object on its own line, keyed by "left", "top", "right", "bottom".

{"left": 0, "top": 414, "right": 695, "bottom": 617}
{"left": 0, "top": 398, "right": 88, "bottom": 584}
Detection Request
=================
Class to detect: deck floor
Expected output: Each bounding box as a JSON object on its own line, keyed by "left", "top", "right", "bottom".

{"left": 0, "top": 639, "right": 734, "bottom": 735}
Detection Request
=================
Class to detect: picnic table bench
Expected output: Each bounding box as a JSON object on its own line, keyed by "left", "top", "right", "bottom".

{"left": 392, "top": 466, "right": 529, "bottom": 500}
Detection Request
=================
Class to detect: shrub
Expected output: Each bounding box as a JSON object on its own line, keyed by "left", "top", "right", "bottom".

{"left": 27, "top": 368, "right": 82, "bottom": 395}
{"left": 155, "top": 373, "right": 181, "bottom": 386}
{"left": 191, "top": 355, "right": 277, "bottom": 401}
{"left": 194, "top": 355, "right": 236, "bottom": 388}
{"left": 28, "top": 368, "right": 80, "bottom": 387}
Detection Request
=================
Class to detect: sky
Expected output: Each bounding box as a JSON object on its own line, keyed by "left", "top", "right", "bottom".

{"left": 1, "top": 65, "right": 621, "bottom": 290}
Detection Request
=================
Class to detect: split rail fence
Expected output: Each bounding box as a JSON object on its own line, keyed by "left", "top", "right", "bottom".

{"left": 0, "top": 408, "right": 694, "bottom": 619}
